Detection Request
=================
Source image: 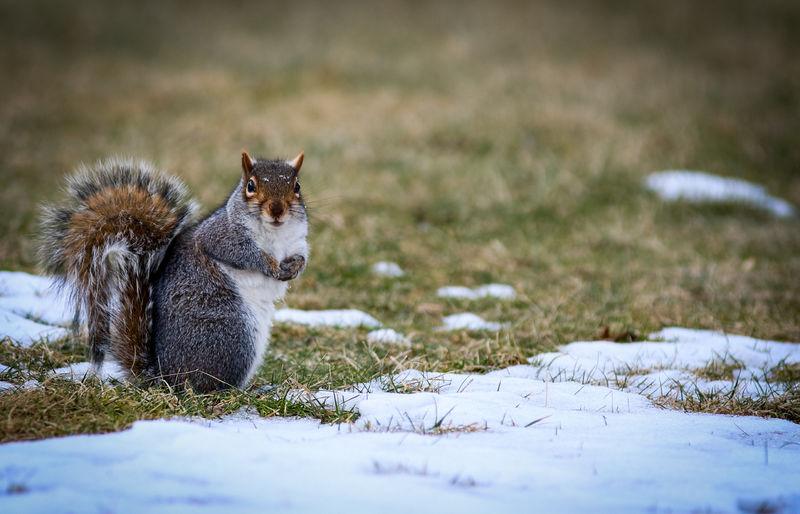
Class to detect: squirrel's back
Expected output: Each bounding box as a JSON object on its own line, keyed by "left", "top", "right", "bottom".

{"left": 39, "top": 158, "right": 198, "bottom": 375}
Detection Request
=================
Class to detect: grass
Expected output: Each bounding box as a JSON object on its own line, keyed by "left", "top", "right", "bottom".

{"left": 0, "top": 0, "right": 799, "bottom": 440}
{"left": 656, "top": 386, "right": 800, "bottom": 423}
{"left": 693, "top": 356, "right": 746, "bottom": 381}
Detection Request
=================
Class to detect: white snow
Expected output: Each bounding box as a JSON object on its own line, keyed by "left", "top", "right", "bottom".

{"left": 437, "top": 283, "right": 516, "bottom": 300}
{"left": 366, "top": 328, "right": 410, "bottom": 345}
{"left": 0, "top": 379, "right": 39, "bottom": 392}
{"left": 1, "top": 367, "right": 799, "bottom": 513}
{"left": 534, "top": 327, "right": 799, "bottom": 376}
{"left": 372, "top": 261, "right": 405, "bottom": 277}
{"left": 0, "top": 271, "right": 72, "bottom": 345}
{"left": 274, "top": 308, "right": 381, "bottom": 328}
{"left": 0, "top": 310, "right": 69, "bottom": 347}
{"left": 645, "top": 170, "right": 795, "bottom": 217}
{"left": 0, "top": 271, "right": 54, "bottom": 296}
{"left": 0, "top": 294, "right": 73, "bottom": 327}
{"left": 311, "top": 368, "right": 654, "bottom": 430}
{"left": 524, "top": 327, "right": 800, "bottom": 399}
{"left": 438, "top": 312, "right": 505, "bottom": 331}
{"left": 51, "top": 360, "right": 127, "bottom": 382}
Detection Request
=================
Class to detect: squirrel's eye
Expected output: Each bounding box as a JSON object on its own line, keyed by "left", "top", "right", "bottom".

{"left": 293, "top": 182, "right": 300, "bottom": 194}
{"left": 246, "top": 179, "right": 256, "bottom": 194}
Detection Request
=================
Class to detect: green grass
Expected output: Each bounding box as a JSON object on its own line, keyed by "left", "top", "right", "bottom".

{"left": 1, "top": 0, "right": 799, "bottom": 440}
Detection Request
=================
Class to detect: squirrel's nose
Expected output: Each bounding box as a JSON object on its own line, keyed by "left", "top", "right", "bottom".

{"left": 268, "top": 201, "right": 285, "bottom": 219}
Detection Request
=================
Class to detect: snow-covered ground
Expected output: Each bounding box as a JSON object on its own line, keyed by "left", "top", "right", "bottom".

{"left": 274, "top": 308, "right": 381, "bottom": 328}
{"left": 366, "top": 328, "right": 410, "bottom": 345}
{"left": 1, "top": 364, "right": 799, "bottom": 513}
{"left": 645, "top": 170, "right": 795, "bottom": 217}
{"left": 437, "top": 283, "right": 516, "bottom": 300}
{"left": 0, "top": 271, "right": 71, "bottom": 345}
{"left": 438, "top": 313, "right": 506, "bottom": 331}
{"left": 2, "top": 271, "right": 800, "bottom": 513}
{"left": 526, "top": 327, "right": 800, "bottom": 399}
{"left": 371, "top": 261, "right": 405, "bottom": 278}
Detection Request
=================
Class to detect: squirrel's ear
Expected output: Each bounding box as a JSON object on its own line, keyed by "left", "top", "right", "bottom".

{"left": 241, "top": 151, "right": 255, "bottom": 177}
{"left": 288, "top": 152, "right": 304, "bottom": 173}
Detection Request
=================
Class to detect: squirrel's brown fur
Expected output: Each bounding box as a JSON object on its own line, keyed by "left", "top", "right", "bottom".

{"left": 39, "top": 158, "right": 198, "bottom": 374}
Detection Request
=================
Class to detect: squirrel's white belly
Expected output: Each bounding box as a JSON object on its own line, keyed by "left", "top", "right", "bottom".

{"left": 222, "top": 266, "right": 289, "bottom": 384}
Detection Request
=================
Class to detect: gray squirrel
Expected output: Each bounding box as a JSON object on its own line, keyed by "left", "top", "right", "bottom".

{"left": 39, "top": 151, "right": 309, "bottom": 392}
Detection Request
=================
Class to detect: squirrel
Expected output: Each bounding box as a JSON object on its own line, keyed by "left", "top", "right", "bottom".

{"left": 38, "top": 151, "right": 309, "bottom": 392}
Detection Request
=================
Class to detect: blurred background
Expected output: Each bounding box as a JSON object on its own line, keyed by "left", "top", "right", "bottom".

{"left": 1, "top": 0, "right": 798, "bottom": 348}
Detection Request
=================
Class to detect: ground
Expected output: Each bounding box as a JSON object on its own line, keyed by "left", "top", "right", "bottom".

{"left": 0, "top": 0, "right": 799, "bottom": 512}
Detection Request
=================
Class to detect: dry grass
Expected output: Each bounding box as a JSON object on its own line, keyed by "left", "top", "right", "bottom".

{"left": 656, "top": 387, "right": 800, "bottom": 424}
{"left": 0, "top": 0, "right": 799, "bottom": 440}
{"left": 693, "top": 357, "right": 746, "bottom": 381}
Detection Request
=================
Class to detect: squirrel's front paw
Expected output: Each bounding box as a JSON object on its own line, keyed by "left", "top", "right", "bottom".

{"left": 276, "top": 255, "right": 306, "bottom": 281}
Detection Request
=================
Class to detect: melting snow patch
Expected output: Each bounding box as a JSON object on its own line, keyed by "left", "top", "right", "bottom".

{"left": 645, "top": 170, "right": 795, "bottom": 217}
{"left": 437, "top": 283, "right": 515, "bottom": 300}
{"left": 275, "top": 308, "right": 381, "bottom": 328}
{"left": 0, "top": 271, "right": 54, "bottom": 296}
{"left": 371, "top": 261, "right": 405, "bottom": 277}
{"left": 311, "top": 368, "right": 654, "bottom": 431}
{"left": 523, "top": 327, "right": 800, "bottom": 399}
{"left": 0, "top": 379, "right": 39, "bottom": 392}
{"left": 438, "top": 313, "right": 505, "bottom": 331}
{"left": 51, "top": 361, "right": 127, "bottom": 382}
{"left": 0, "top": 294, "right": 73, "bottom": 327}
{"left": 366, "top": 329, "right": 410, "bottom": 345}
{"left": 0, "top": 310, "right": 69, "bottom": 347}
{"left": 0, "top": 271, "right": 72, "bottom": 344}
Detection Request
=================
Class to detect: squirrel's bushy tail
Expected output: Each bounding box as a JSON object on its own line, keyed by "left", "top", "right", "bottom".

{"left": 39, "top": 158, "right": 197, "bottom": 376}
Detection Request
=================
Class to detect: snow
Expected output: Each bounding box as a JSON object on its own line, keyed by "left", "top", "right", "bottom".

{"left": 51, "top": 361, "right": 127, "bottom": 382}
{"left": 366, "top": 329, "right": 410, "bottom": 345}
{"left": 645, "top": 170, "right": 795, "bottom": 217}
{"left": 274, "top": 308, "right": 381, "bottom": 328}
{"left": 0, "top": 310, "right": 69, "bottom": 347}
{"left": 534, "top": 327, "right": 799, "bottom": 376}
{"left": 0, "top": 294, "right": 73, "bottom": 327}
{"left": 437, "top": 283, "right": 516, "bottom": 300}
{"left": 0, "top": 271, "right": 72, "bottom": 345}
{"left": 438, "top": 312, "right": 505, "bottom": 331}
{"left": 310, "top": 368, "right": 654, "bottom": 430}
{"left": 1, "top": 370, "right": 799, "bottom": 513}
{"left": 372, "top": 261, "right": 405, "bottom": 277}
{"left": 0, "top": 379, "right": 38, "bottom": 392}
{"left": 524, "top": 327, "right": 800, "bottom": 399}
{"left": 0, "top": 271, "right": 53, "bottom": 296}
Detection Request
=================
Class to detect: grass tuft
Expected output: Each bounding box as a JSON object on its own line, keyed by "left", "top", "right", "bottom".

{"left": 656, "top": 386, "right": 800, "bottom": 424}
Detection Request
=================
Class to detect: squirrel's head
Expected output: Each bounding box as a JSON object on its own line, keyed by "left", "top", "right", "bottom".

{"left": 240, "top": 150, "right": 306, "bottom": 227}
